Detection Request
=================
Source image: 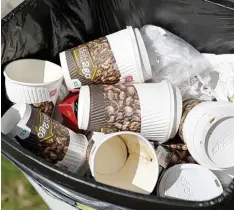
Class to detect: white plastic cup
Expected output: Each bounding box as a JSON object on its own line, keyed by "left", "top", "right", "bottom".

{"left": 183, "top": 102, "right": 234, "bottom": 170}
{"left": 59, "top": 26, "right": 152, "bottom": 91}
{"left": 78, "top": 81, "right": 182, "bottom": 142}
{"left": 158, "top": 164, "right": 223, "bottom": 201}
{"left": 87, "top": 132, "right": 159, "bottom": 194}
{"left": 1, "top": 104, "right": 88, "bottom": 173}
{"left": 4, "top": 59, "right": 64, "bottom": 117}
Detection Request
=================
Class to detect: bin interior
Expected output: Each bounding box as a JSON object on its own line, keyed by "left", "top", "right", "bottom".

{"left": 1, "top": 0, "right": 234, "bottom": 209}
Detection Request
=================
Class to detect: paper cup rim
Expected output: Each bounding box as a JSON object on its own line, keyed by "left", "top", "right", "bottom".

{"left": 126, "top": 26, "right": 145, "bottom": 83}
{"left": 78, "top": 85, "right": 90, "bottom": 130}
{"left": 1, "top": 103, "right": 31, "bottom": 137}
{"left": 4, "top": 59, "right": 64, "bottom": 87}
{"left": 134, "top": 28, "right": 152, "bottom": 81}
{"left": 169, "top": 85, "right": 182, "bottom": 139}
{"left": 89, "top": 131, "right": 159, "bottom": 190}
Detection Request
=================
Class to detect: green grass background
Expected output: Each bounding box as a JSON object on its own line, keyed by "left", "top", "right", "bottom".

{"left": 1, "top": 155, "right": 49, "bottom": 210}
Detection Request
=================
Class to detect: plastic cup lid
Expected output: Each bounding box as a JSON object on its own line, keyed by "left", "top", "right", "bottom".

{"left": 158, "top": 164, "right": 223, "bottom": 201}
{"left": 207, "top": 117, "right": 234, "bottom": 168}
{"left": 134, "top": 28, "right": 152, "bottom": 81}
{"left": 183, "top": 102, "right": 234, "bottom": 170}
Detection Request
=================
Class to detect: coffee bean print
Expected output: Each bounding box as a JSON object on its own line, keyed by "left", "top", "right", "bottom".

{"left": 32, "top": 101, "right": 55, "bottom": 117}
{"left": 178, "top": 99, "right": 201, "bottom": 141}
{"left": 103, "top": 85, "right": 141, "bottom": 132}
{"left": 88, "top": 37, "right": 121, "bottom": 84}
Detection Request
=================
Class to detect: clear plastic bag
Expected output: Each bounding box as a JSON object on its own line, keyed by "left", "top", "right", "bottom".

{"left": 140, "top": 25, "right": 212, "bottom": 87}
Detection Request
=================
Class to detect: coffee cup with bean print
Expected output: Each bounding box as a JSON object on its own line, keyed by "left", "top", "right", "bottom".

{"left": 59, "top": 26, "right": 152, "bottom": 91}
{"left": 87, "top": 132, "right": 159, "bottom": 194}
{"left": 78, "top": 81, "right": 182, "bottom": 143}
{"left": 1, "top": 104, "right": 88, "bottom": 173}
{"left": 4, "top": 59, "right": 64, "bottom": 117}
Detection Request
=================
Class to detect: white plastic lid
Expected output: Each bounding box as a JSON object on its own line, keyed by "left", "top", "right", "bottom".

{"left": 77, "top": 86, "right": 90, "bottom": 130}
{"left": 134, "top": 28, "right": 152, "bottom": 81}
{"left": 183, "top": 102, "right": 234, "bottom": 170}
{"left": 207, "top": 117, "right": 234, "bottom": 168}
{"left": 158, "top": 164, "right": 223, "bottom": 201}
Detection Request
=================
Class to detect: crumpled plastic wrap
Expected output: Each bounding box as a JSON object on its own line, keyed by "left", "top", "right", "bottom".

{"left": 140, "top": 25, "right": 234, "bottom": 102}
{"left": 140, "top": 25, "right": 212, "bottom": 87}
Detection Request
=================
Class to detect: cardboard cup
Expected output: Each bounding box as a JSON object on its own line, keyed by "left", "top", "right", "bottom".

{"left": 4, "top": 59, "right": 63, "bottom": 117}
{"left": 1, "top": 104, "right": 88, "bottom": 173}
{"left": 78, "top": 82, "right": 182, "bottom": 143}
{"left": 183, "top": 102, "right": 234, "bottom": 170}
{"left": 88, "top": 132, "right": 159, "bottom": 194}
{"left": 59, "top": 26, "right": 146, "bottom": 91}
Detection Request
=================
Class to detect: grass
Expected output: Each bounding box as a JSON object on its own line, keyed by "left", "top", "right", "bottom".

{"left": 1, "top": 155, "right": 49, "bottom": 210}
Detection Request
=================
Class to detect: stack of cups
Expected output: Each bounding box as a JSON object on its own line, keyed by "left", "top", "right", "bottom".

{"left": 78, "top": 81, "right": 182, "bottom": 143}
{"left": 180, "top": 100, "right": 234, "bottom": 170}
{"left": 4, "top": 59, "right": 64, "bottom": 117}
{"left": 59, "top": 26, "right": 152, "bottom": 91}
{"left": 87, "top": 132, "right": 159, "bottom": 194}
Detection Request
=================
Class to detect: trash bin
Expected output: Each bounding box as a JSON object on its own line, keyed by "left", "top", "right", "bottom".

{"left": 1, "top": 0, "right": 234, "bottom": 209}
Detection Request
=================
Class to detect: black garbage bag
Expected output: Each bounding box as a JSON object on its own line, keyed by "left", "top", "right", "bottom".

{"left": 1, "top": 0, "right": 234, "bottom": 209}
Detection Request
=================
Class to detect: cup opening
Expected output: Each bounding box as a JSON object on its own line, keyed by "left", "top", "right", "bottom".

{"left": 1, "top": 104, "right": 27, "bottom": 137}
{"left": 93, "top": 133, "right": 158, "bottom": 194}
{"left": 4, "top": 59, "right": 63, "bottom": 86}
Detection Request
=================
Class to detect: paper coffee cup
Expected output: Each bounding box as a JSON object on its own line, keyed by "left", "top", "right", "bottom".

{"left": 87, "top": 132, "right": 159, "bottom": 194}
{"left": 1, "top": 104, "right": 88, "bottom": 173}
{"left": 78, "top": 81, "right": 182, "bottom": 142}
{"left": 59, "top": 26, "right": 149, "bottom": 91}
{"left": 158, "top": 164, "right": 223, "bottom": 201}
{"left": 4, "top": 59, "right": 64, "bottom": 117}
{"left": 182, "top": 102, "right": 234, "bottom": 169}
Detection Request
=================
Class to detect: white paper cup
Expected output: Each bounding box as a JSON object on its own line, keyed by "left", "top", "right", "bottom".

{"left": 183, "top": 102, "right": 234, "bottom": 170}
{"left": 1, "top": 103, "right": 88, "bottom": 173}
{"left": 88, "top": 132, "right": 159, "bottom": 194}
{"left": 59, "top": 26, "right": 147, "bottom": 91}
{"left": 78, "top": 81, "right": 182, "bottom": 142}
{"left": 158, "top": 164, "right": 223, "bottom": 201}
{"left": 4, "top": 59, "right": 64, "bottom": 117}
{"left": 134, "top": 28, "right": 152, "bottom": 81}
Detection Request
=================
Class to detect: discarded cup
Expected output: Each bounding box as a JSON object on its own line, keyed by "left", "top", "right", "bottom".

{"left": 1, "top": 104, "right": 88, "bottom": 173}
{"left": 181, "top": 102, "right": 234, "bottom": 169}
{"left": 158, "top": 164, "right": 223, "bottom": 201}
{"left": 4, "top": 59, "right": 64, "bottom": 117}
{"left": 78, "top": 81, "right": 182, "bottom": 142}
{"left": 87, "top": 132, "right": 159, "bottom": 194}
{"left": 59, "top": 26, "right": 152, "bottom": 91}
